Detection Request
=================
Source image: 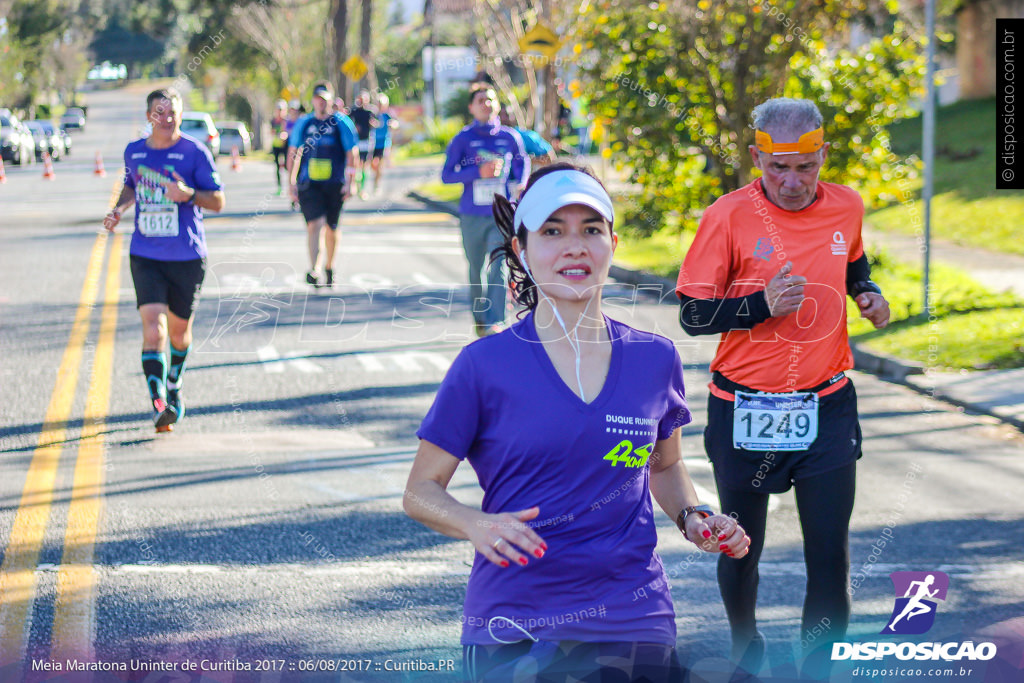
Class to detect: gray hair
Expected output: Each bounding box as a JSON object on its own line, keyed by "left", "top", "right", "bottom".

{"left": 751, "top": 98, "right": 823, "bottom": 137}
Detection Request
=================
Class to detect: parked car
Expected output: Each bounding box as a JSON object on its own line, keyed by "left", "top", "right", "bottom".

{"left": 180, "top": 112, "right": 220, "bottom": 156}
{"left": 61, "top": 107, "right": 86, "bottom": 132}
{"left": 215, "top": 120, "right": 252, "bottom": 156}
{"left": 26, "top": 120, "right": 65, "bottom": 161}
{"left": 1, "top": 112, "right": 35, "bottom": 166}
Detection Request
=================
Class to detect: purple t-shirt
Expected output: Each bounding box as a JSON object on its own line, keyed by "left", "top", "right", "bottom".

{"left": 124, "top": 134, "right": 222, "bottom": 261}
{"left": 417, "top": 314, "right": 692, "bottom": 645}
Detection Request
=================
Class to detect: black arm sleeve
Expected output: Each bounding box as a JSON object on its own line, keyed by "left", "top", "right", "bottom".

{"left": 678, "top": 292, "right": 773, "bottom": 336}
{"left": 845, "top": 253, "right": 882, "bottom": 298}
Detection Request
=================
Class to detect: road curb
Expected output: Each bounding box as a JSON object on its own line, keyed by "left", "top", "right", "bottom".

{"left": 405, "top": 191, "right": 1021, "bottom": 432}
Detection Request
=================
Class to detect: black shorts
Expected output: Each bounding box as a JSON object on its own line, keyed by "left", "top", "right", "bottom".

{"left": 705, "top": 373, "right": 862, "bottom": 494}
{"left": 129, "top": 255, "right": 206, "bottom": 320}
{"left": 271, "top": 145, "right": 286, "bottom": 167}
{"left": 297, "top": 181, "right": 344, "bottom": 228}
{"left": 372, "top": 146, "right": 386, "bottom": 159}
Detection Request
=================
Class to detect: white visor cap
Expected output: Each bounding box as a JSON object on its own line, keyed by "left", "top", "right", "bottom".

{"left": 512, "top": 170, "right": 614, "bottom": 232}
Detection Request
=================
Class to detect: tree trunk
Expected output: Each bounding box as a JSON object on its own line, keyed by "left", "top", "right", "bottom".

{"left": 332, "top": 0, "right": 349, "bottom": 99}
{"left": 360, "top": 0, "right": 377, "bottom": 93}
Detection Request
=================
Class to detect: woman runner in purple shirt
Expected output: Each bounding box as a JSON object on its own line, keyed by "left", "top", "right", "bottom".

{"left": 405, "top": 163, "right": 751, "bottom": 681}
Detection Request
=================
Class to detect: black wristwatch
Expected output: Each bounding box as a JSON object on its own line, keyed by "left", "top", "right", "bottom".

{"left": 676, "top": 504, "right": 714, "bottom": 534}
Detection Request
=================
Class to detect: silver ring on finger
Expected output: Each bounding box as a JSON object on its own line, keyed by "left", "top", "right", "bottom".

{"left": 492, "top": 538, "right": 504, "bottom": 551}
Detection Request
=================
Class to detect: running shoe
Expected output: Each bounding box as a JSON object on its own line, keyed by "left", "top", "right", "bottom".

{"left": 167, "top": 387, "right": 185, "bottom": 421}
{"left": 731, "top": 631, "right": 766, "bottom": 677}
{"left": 153, "top": 397, "right": 178, "bottom": 432}
{"left": 306, "top": 270, "right": 319, "bottom": 287}
{"left": 324, "top": 268, "right": 334, "bottom": 288}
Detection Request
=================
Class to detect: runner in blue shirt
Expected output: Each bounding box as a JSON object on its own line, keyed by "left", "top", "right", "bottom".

{"left": 406, "top": 163, "right": 751, "bottom": 680}
{"left": 287, "top": 81, "right": 358, "bottom": 288}
{"left": 441, "top": 84, "right": 529, "bottom": 337}
{"left": 103, "top": 88, "right": 225, "bottom": 432}
{"left": 370, "top": 93, "right": 398, "bottom": 195}
{"left": 499, "top": 106, "right": 555, "bottom": 167}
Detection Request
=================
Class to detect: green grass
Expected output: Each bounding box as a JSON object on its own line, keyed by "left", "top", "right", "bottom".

{"left": 393, "top": 151, "right": 446, "bottom": 166}
{"left": 393, "top": 141, "right": 447, "bottom": 160}
{"left": 185, "top": 90, "right": 219, "bottom": 114}
{"left": 613, "top": 226, "right": 694, "bottom": 280}
{"left": 868, "top": 98, "right": 1024, "bottom": 255}
{"left": 412, "top": 180, "right": 462, "bottom": 204}
{"left": 848, "top": 250, "right": 1024, "bottom": 370}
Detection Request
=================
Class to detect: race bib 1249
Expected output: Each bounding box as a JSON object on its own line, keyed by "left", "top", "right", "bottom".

{"left": 732, "top": 391, "right": 818, "bottom": 451}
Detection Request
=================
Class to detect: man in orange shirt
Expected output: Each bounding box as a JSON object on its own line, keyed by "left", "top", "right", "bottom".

{"left": 676, "top": 98, "right": 889, "bottom": 679}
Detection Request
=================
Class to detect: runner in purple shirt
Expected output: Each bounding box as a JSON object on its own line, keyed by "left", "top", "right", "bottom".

{"left": 441, "top": 84, "right": 529, "bottom": 337}
{"left": 406, "top": 163, "right": 750, "bottom": 681}
{"left": 103, "top": 88, "right": 225, "bottom": 432}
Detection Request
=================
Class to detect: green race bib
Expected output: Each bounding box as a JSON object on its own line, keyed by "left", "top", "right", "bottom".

{"left": 308, "top": 158, "right": 332, "bottom": 181}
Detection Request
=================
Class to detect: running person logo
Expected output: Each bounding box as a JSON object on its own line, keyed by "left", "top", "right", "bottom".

{"left": 881, "top": 571, "right": 949, "bottom": 635}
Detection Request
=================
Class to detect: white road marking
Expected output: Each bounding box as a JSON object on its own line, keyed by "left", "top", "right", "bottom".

{"left": 410, "top": 272, "right": 435, "bottom": 285}
{"left": 354, "top": 351, "right": 452, "bottom": 373}
{"left": 255, "top": 345, "right": 323, "bottom": 373}
{"left": 256, "top": 344, "right": 285, "bottom": 373}
{"left": 355, "top": 355, "right": 387, "bottom": 372}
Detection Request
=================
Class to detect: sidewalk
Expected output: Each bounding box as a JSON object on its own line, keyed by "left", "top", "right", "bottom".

{"left": 407, "top": 179, "right": 1024, "bottom": 433}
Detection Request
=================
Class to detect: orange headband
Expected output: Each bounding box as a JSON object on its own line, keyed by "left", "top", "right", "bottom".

{"left": 754, "top": 127, "right": 824, "bottom": 155}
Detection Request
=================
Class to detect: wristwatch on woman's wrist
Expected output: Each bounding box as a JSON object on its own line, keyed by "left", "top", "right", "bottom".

{"left": 676, "top": 504, "right": 714, "bottom": 535}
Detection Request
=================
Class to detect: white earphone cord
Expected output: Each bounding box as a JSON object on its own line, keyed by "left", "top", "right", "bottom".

{"left": 521, "top": 258, "right": 593, "bottom": 401}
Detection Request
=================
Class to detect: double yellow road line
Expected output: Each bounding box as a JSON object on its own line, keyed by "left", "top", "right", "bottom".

{"left": 0, "top": 231, "right": 122, "bottom": 672}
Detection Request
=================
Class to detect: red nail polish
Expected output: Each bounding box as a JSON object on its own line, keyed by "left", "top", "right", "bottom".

{"left": 534, "top": 549, "right": 544, "bottom": 558}
{"left": 540, "top": 542, "right": 548, "bottom": 551}
{"left": 500, "top": 560, "right": 509, "bottom": 568}
{"left": 518, "top": 557, "right": 529, "bottom": 566}
{"left": 719, "top": 544, "right": 729, "bottom": 551}
{"left": 702, "top": 530, "right": 712, "bottom": 539}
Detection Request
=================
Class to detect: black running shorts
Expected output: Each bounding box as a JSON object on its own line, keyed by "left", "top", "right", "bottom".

{"left": 129, "top": 255, "right": 206, "bottom": 320}
{"left": 705, "top": 375, "right": 862, "bottom": 494}
{"left": 297, "top": 181, "right": 344, "bottom": 229}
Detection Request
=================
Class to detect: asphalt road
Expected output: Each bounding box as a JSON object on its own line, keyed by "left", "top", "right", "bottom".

{"left": 1, "top": 83, "right": 1023, "bottom": 683}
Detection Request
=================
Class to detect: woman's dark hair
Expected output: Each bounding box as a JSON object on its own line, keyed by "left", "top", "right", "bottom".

{"left": 490, "top": 162, "right": 612, "bottom": 315}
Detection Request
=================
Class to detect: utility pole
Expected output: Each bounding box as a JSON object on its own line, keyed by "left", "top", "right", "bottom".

{"left": 922, "top": 0, "right": 936, "bottom": 315}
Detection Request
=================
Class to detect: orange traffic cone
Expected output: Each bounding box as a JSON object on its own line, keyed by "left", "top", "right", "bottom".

{"left": 41, "top": 152, "right": 55, "bottom": 180}
{"left": 231, "top": 146, "right": 242, "bottom": 172}
{"left": 94, "top": 151, "right": 107, "bottom": 177}
{"left": 0, "top": 156, "right": 6, "bottom": 184}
